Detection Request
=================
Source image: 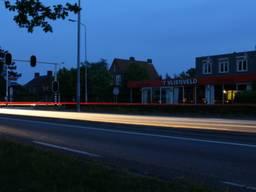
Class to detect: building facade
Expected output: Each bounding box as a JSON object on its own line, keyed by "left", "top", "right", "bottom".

{"left": 197, "top": 51, "right": 256, "bottom": 104}
{"left": 128, "top": 51, "right": 256, "bottom": 104}
{"left": 109, "top": 57, "right": 159, "bottom": 102}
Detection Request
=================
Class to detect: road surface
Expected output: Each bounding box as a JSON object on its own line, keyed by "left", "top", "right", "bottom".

{"left": 0, "top": 109, "right": 256, "bottom": 191}
{"left": 0, "top": 108, "right": 256, "bottom": 133}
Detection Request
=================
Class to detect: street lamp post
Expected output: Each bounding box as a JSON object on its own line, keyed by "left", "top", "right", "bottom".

{"left": 76, "top": 0, "right": 81, "bottom": 112}
{"left": 69, "top": 19, "right": 88, "bottom": 103}
{"left": 84, "top": 24, "right": 88, "bottom": 103}
{"left": 5, "top": 64, "right": 9, "bottom": 102}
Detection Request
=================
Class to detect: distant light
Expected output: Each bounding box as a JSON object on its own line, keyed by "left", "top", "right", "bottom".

{"left": 223, "top": 90, "right": 227, "bottom": 94}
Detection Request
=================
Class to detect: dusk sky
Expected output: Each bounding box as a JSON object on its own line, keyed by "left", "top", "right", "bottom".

{"left": 1, "top": 0, "right": 256, "bottom": 84}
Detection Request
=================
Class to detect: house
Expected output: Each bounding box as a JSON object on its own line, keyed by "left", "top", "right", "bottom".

{"left": 109, "top": 57, "right": 159, "bottom": 102}
{"left": 24, "top": 71, "right": 54, "bottom": 101}
{"left": 196, "top": 50, "right": 256, "bottom": 104}
{"left": 109, "top": 57, "right": 159, "bottom": 86}
{"left": 128, "top": 50, "right": 256, "bottom": 104}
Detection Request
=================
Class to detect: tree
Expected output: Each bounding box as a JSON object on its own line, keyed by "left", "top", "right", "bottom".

{"left": 86, "top": 60, "right": 113, "bottom": 102}
{"left": 164, "top": 73, "right": 172, "bottom": 80}
{"left": 58, "top": 67, "right": 76, "bottom": 101}
{"left": 1, "top": 1, "right": 80, "bottom": 101}
{"left": 4, "top": 0, "right": 80, "bottom": 32}
{"left": 176, "top": 68, "right": 196, "bottom": 79}
{"left": 58, "top": 60, "right": 113, "bottom": 102}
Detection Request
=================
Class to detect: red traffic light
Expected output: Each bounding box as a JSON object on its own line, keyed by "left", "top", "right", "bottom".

{"left": 5, "top": 53, "right": 12, "bottom": 65}
{"left": 30, "top": 55, "right": 37, "bottom": 67}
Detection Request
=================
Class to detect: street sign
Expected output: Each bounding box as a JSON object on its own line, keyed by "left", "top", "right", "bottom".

{"left": 113, "top": 87, "right": 120, "bottom": 96}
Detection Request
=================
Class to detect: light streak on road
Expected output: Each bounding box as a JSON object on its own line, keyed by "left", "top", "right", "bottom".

{"left": 0, "top": 108, "right": 255, "bottom": 133}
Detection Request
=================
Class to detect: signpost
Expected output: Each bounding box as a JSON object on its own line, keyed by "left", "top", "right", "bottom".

{"left": 113, "top": 87, "right": 120, "bottom": 103}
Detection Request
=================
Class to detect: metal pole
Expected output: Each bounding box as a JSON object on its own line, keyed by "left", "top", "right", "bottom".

{"left": 159, "top": 87, "right": 162, "bottom": 104}
{"left": 76, "top": 0, "right": 81, "bottom": 112}
{"left": 194, "top": 85, "right": 197, "bottom": 104}
{"left": 222, "top": 84, "right": 225, "bottom": 104}
{"left": 5, "top": 64, "right": 8, "bottom": 102}
{"left": 182, "top": 86, "right": 185, "bottom": 104}
{"left": 54, "top": 64, "right": 58, "bottom": 103}
{"left": 84, "top": 24, "right": 88, "bottom": 103}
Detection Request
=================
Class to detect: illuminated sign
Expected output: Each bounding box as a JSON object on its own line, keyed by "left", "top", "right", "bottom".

{"left": 162, "top": 78, "right": 198, "bottom": 86}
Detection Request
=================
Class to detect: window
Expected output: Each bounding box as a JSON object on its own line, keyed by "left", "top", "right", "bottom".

{"left": 115, "top": 74, "right": 122, "bottom": 86}
{"left": 236, "top": 57, "right": 248, "bottom": 72}
{"left": 218, "top": 59, "right": 229, "bottom": 73}
{"left": 237, "top": 84, "right": 248, "bottom": 91}
{"left": 202, "top": 59, "right": 212, "bottom": 74}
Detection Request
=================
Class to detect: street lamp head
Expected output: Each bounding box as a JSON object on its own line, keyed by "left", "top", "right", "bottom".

{"left": 68, "top": 18, "right": 86, "bottom": 27}
{"left": 68, "top": 19, "right": 77, "bottom": 22}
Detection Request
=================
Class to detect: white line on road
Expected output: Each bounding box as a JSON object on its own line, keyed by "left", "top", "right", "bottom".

{"left": 222, "top": 181, "right": 256, "bottom": 191}
{"left": 33, "top": 141, "right": 101, "bottom": 158}
{"left": 1, "top": 117, "right": 256, "bottom": 149}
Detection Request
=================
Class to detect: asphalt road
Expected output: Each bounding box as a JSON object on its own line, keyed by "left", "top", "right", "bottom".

{"left": 0, "top": 108, "right": 256, "bottom": 133}
{"left": 0, "top": 111, "right": 256, "bottom": 191}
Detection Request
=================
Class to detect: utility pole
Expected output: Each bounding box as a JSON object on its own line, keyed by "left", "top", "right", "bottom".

{"left": 68, "top": 19, "right": 88, "bottom": 103}
{"left": 5, "top": 65, "right": 8, "bottom": 102}
{"left": 84, "top": 23, "right": 88, "bottom": 103}
{"left": 76, "top": 0, "right": 81, "bottom": 112}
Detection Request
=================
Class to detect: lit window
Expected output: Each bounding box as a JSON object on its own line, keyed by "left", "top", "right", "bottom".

{"left": 218, "top": 59, "right": 229, "bottom": 73}
{"left": 236, "top": 57, "right": 248, "bottom": 72}
{"left": 202, "top": 59, "right": 212, "bottom": 74}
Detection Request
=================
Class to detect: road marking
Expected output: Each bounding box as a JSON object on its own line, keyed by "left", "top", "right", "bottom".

{"left": 33, "top": 141, "right": 101, "bottom": 158}
{"left": 222, "top": 181, "right": 256, "bottom": 191}
{"left": 1, "top": 116, "right": 256, "bottom": 149}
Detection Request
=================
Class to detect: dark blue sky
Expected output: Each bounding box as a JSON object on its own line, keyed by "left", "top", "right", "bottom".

{"left": 1, "top": 0, "right": 256, "bottom": 84}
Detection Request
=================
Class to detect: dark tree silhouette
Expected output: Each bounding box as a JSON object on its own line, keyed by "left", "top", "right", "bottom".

{"left": 175, "top": 68, "right": 196, "bottom": 79}
{"left": 4, "top": 0, "right": 80, "bottom": 32}
{"left": 58, "top": 60, "right": 113, "bottom": 102}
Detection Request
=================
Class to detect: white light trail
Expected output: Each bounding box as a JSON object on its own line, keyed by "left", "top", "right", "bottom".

{"left": 0, "top": 108, "right": 255, "bottom": 133}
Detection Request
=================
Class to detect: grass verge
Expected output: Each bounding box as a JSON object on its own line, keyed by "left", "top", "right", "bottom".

{"left": 0, "top": 139, "right": 215, "bottom": 192}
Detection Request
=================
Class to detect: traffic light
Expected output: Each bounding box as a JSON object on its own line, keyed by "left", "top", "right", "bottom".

{"left": 0, "top": 52, "right": 5, "bottom": 58}
{"left": 52, "top": 81, "right": 59, "bottom": 92}
{"left": 30, "top": 55, "right": 37, "bottom": 67}
{"left": 5, "top": 53, "right": 12, "bottom": 65}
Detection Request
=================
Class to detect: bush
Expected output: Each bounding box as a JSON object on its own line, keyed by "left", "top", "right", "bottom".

{"left": 237, "top": 91, "right": 256, "bottom": 104}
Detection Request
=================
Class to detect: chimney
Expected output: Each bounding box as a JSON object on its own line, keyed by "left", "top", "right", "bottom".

{"left": 147, "top": 59, "right": 152, "bottom": 64}
{"left": 47, "top": 71, "right": 53, "bottom": 77}
{"left": 129, "top": 57, "right": 135, "bottom": 61}
{"left": 34, "top": 73, "right": 40, "bottom": 79}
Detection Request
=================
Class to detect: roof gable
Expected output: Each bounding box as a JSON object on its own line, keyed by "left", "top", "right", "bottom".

{"left": 110, "top": 58, "right": 159, "bottom": 80}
